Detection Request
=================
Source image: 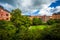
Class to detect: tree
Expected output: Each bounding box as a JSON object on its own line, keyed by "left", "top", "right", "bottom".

{"left": 49, "top": 24, "right": 60, "bottom": 39}
{"left": 0, "top": 20, "right": 16, "bottom": 40}
{"left": 10, "top": 9, "right": 31, "bottom": 40}
{"left": 39, "top": 23, "right": 60, "bottom": 40}
{"left": 32, "top": 18, "right": 42, "bottom": 25}
{"left": 47, "top": 19, "right": 55, "bottom": 25}
{"left": 11, "top": 9, "right": 31, "bottom": 27}
{"left": 54, "top": 19, "right": 60, "bottom": 23}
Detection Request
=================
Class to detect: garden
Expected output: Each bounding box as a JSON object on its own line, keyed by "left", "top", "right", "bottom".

{"left": 0, "top": 9, "right": 60, "bottom": 40}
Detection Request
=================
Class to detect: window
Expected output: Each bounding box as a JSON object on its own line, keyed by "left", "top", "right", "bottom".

{"left": 1, "top": 14, "right": 3, "bottom": 16}
{"left": 6, "top": 18, "right": 9, "bottom": 20}
{"left": 6, "top": 14, "right": 8, "bottom": 16}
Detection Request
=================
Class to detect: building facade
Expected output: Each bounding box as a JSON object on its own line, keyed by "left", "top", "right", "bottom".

{"left": 29, "top": 15, "right": 52, "bottom": 22}
{"left": 52, "top": 12, "right": 60, "bottom": 19}
{"left": 0, "top": 6, "right": 11, "bottom": 21}
{"left": 29, "top": 12, "right": 60, "bottom": 22}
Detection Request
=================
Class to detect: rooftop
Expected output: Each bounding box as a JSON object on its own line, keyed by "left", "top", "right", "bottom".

{"left": 53, "top": 12, "right": 60, "bottom": 15}
{"left": 0, "top": 5, "right": 10, "bottom": 13}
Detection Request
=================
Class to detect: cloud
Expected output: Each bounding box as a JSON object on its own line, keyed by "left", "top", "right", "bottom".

{"left": 15, "top": 0, "right": 57, "bottom": 15}
{"left": 0, "top": 0, "right": 58, "bottom": 16}
{"left": 39, "top": 6, "right": 60, "bottom": 16}
{"left": 22, "top": 5, "right": 60, "bottom": 16}
{"left": 16, "top": 0, "right": 56, "bottom": 8}
{"left": 0, "top": 3, "right": 15, "bottom": 11}
{"left": 54, "top": 6, "right": 60, "bottom": 12}
{"left": 38, "top": 5, "right": 55, "bottom": 16}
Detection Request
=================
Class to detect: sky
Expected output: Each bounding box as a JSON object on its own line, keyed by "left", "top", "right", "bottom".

{"left": 0, "top": 0, "right": 60, "bottom": 16}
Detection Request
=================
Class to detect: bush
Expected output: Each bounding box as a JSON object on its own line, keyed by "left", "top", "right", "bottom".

{"left": 40, "top": 23, "right": 60, "bottom": 40}
{"left": 0, "top": 20, "right": 16, "bottom": 40}
{"left": 54, "top": 19, "right": 60, "bottom": 23}
{"left": 47, "top": 19, "right": 56, "bottom": 25}
{"left": 32, "top": 18, "right": 42, "bottom": 25}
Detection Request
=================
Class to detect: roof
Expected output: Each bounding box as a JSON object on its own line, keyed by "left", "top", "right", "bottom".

{"left": 0, "top": 5, "right": 10, "bottom": 13}
{"left": 53, "top": 12, "right": 60, "bottom": 15}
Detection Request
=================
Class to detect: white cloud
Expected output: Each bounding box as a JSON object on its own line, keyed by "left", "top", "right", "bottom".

{"left": 0, "top": 0, "right": 58, "bottom": 16}
{"left": 0, "top": 3, "right": 15, "bottom": 11}
{"left": 15, "top": 0, "right": 57, "bottom": 15}
{"left": 16, "top": 0, "right": 56, "bottom": 9}
{"left": 38, "top": 5, "right": 55, "bottom": 16}
{"left": 54, "top": 6, "right": 60, "bottom": 13}
{"left": 38, "top": 6, "right": 60, "bottom": 16}
{"left": 21, "top": 0, "right": 32, "bottom": 8}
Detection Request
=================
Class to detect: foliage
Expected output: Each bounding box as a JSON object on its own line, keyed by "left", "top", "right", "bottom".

{"left": 0, "top": 20, "right": 16, "bottom": 40}
{"left": 32, "top": 18, "right": 42, "bottom": 25}
{"left": 54, "top": 19, "right": 60, "bottom": 23}
{"left": 0, "top": 8, "right": 60, "bottom": 40}
{"left": 39, "top": 23, "right": 60, "bottom": 40}
{"left": 47, "top": 19, "right": 60, "bottom": 25}
{"left": 47, "top": 19, "right": 56, "bottom": 25}
{"left": 11, "top": 9, "right": 31, "bottom": 27}
{"left": 0, "top": 9, "right": 31, "bottom": 40}
{"left": 10, "top": 9, "right": 31, "bottom": 40}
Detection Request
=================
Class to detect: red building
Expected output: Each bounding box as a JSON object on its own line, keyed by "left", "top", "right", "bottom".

{"left": 0, "top": 6, "right": 10, "bottom": 21}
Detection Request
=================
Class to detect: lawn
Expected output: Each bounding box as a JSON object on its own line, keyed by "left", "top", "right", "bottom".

{"left": 29, "top": 25, "right": 49, "bottom": 30}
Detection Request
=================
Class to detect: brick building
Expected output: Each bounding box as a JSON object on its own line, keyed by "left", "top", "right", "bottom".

{"left": 40, "top": 15, "right": 52, "bottom": 22}
{"left": 29, "top": 15, "right": 52, "bottom": 22}
{"left": 29, "top": 16, "right": 41, "bottom": 20}
{"left": 52, "top": 12, "right": 60, "bottom": 19}
{"left": 0, "top": 6, "right": 10, "bottom": 21}
{"left": 29, "top": 12, "right": 60, "bottom": 22}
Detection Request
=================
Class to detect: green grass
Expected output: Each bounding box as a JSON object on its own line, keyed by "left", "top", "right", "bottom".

{"left": 29, "top": 25, "right": 48, "bottom": 30}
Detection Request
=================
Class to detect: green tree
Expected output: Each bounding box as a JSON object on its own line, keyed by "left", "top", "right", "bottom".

{"left": 39, "top": 23, "right": 60, "bottom": 40}
{"left": 32, "top": 18, "right": 42, "bottom": 25}
{"left": 54, "top": 19, "right": 60, "bottom": 23}
{"left": 11, "top": 9, "right": 31, "bottom": 27}
{"left": 0, "top": 20, "right": 16, "bottom": 40}
{"left": 10, "top": 9, "right": 31, "bottom": 40}
{"left": 47, "top": 19, "right": 55, "bottom": 25}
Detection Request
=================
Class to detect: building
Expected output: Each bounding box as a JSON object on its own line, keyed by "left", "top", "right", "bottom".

{"left": 29, "top": 15, "right": 52, "bottom": 22}
{"left": 29, "top": 16, "right": 41, "bottom": 20}
{"left": 40, "top": 15, "right": 52, "bottom": 22}
{"left": 52, "top": 12, "right": 60, "bottom": 19}
{"left": 29, "top": 12, "right": 60, "bottom": 22}
{"left": 0, "top": 6, "right": 11, "bottom": 21}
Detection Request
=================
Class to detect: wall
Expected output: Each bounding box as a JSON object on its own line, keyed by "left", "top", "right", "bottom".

{"left": 0, "top": 8, "right": 10, "bottom": 21}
